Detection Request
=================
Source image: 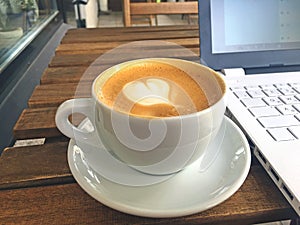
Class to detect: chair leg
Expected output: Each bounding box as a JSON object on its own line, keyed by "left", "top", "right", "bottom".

{"left": 149, "top": 15, "right": 154, "bottom": 26}
{"left": 187, "top": 14, "right": 191, "bottom": 24}
{"left": 149, "top": 15, "right": 158, "bottom": 26}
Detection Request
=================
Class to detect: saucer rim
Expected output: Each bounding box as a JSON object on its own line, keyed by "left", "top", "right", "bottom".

{"left": 67, "top": 116, "right": 251, "bottom": 218}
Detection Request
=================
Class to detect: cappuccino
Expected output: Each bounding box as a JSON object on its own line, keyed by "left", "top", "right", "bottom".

{"left": 97, "top": 61, "right": 211, "bottom": 117}
{"left": 56, "top": 58, "right": 227, "bottom": 175}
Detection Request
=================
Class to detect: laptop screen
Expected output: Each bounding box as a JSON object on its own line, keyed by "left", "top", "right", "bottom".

{"left": 199, "top": 0, "right": 300, "bottom": 72}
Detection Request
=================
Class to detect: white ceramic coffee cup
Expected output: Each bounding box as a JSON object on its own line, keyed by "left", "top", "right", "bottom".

{"left": 55, "top": 58, "right": 227, "bottom": 175}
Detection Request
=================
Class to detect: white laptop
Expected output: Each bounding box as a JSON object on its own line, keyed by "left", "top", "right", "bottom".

{"left": 198, "top": 0, "right": 300, "bottom": 215}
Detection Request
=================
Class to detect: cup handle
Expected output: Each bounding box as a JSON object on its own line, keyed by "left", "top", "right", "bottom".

{"left": 55, "top": 98, "right": 98, "bottom": 144}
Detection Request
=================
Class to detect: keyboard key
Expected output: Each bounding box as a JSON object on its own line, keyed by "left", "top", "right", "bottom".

{"left": 295, "top": 94, "right": 300, "bottom": 101}
{"left": 292, "top": 86, "right": 300, "bottom": 94}
{"left": 244, "top": 85, "right": 260, "bottom": 90}
{"left": 230, "top": 86, "right": 245, "bottom": 91}
{"left": 295, "top": 114, "right": 300, "bottom": 121}
{"left": 241, "top": 98, "right": 267, "bottom": 108}
{"left": 279, "top": 96, "right": 300, "bottom": 104}
{"left": 263, "top": 88, "right": 282, "bottom": 97}
{"left": 274, "top": 83, "right": 289, "bottom": 88}
{"left": 293, "top": 104, "right": 300, "bottom": 112}
{"left": 263, "top": 97, "right": 283, "bottom": 106}
{"left": 258, "top": 115, "right": 300, "bottom": 128}
{"left": 289, "top": 82, "right": 300, "bottom": 87}
{"left": 260, "top": 84, "right": 275, "bottom": 89}
{"left": 247, "top": 89, "right": 266, "bottom": 98}
{"left": 268, "top": 128, "right": 296, "bottom": 141}
{"left": 289, "top": 126, "right": 300, "bottom": 139}
{"left": 278, "top": 87, "right": 297, "bottom": 95}
{"left": 233, "top": 90, "right": 250, "bottom": 99}
{"left": 249, "top": 106, "right": 280, "bottom": 117}
{"left": 276, "top": 105, "right": 298, "bottom": 115}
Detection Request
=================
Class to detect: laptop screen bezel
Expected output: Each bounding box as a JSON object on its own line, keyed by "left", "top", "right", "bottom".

{"left": 198, "top": 0, "right": 300, "bottom": 71}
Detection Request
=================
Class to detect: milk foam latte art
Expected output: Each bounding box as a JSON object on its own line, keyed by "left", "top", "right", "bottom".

{"left": 97, "top": 61, "right": 211, "bottom": 118}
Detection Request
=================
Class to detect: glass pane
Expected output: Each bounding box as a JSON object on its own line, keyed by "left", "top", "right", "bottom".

{"left": 0, "top": 0, "right": 59, "bottom": 72}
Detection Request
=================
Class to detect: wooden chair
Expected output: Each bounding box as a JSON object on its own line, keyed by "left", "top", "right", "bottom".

{"left": 123, "top": 0, "right": 198, "bottom": 27}
{"left": 127, "top": 0, "right": 158, "bottom": 27}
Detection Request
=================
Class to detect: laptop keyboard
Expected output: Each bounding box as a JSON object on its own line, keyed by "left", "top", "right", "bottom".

{"left": 230, "top": 82, "right": 300, "bottom": 141}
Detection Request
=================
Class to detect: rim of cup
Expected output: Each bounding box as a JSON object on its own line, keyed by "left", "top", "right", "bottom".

{"left": 91, "top": 58, "right": 227, "bottom": 120}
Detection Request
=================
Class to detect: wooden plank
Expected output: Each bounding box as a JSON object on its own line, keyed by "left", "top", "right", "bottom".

{"left": 13, "top": 107, "right": 60, "bottom": 139}
{"left": 123, "top": 1, "right": 197, "bottom": 27}
{"left": 49, "top": 53, "right": 100, "bottom": 67}
{"left": 49, "top": 50, "right": 199, "bottom": 68}
{"left": 61, "top": 29, "right": 199, "bottom": 44}
{"left": 40, "top": 66, "right": 102, "bottom": 84}
{"left": 0, "top": 166, "right": 296, "bottom": 224}
{"left": 55, "top": 38, "right": 200, "bottom": 55}
{"left": 130, "top": 2, "right": 198, "bottom": 15}
{"left": 64, "top": 25, "right": 198, "bottom": 38}
{"left": 13, "top": 107, "right": 86, "bottom": 139}
{"left": 40, "top": 66, "right": 89, "bottom": 84}
{"left": 56, "top": 42, "right": 127, "bottom": 55}
{"left": 0, "top": 142, "right": 73, "bottom": 190}
{"left": 28, "top": 82, "right": 92, "bottom": 108}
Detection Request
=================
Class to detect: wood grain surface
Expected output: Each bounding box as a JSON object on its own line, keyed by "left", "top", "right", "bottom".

{"left": 0, "top": 143, "right": 296, "bottom": 224}
{"left": 1, "top": 25, "right": 298, "bottom": 224}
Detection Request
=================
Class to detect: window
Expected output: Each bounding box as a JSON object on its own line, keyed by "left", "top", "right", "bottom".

{"left": 0, "top": 0, "right": 59, "bottom": 72}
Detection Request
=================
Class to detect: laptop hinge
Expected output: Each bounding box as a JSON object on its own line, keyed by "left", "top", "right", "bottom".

{"left": 222, "top": 68, "right": 246, "bottom": 77}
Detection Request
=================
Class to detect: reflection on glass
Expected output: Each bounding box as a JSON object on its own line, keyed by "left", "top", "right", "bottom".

{"left": 0, "top": 0, "right": 58, "bottom": 72}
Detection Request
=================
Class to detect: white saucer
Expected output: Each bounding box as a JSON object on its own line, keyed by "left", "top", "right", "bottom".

{"left": 68, "top": 116, "right": 251, "bottom": 218}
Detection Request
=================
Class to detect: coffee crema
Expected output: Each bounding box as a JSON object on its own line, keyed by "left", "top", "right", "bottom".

{"left": 97, "top": 61, "right": 210, "bottom": 118}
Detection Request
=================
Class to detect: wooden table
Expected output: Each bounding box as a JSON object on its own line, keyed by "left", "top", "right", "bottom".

{"left": 0, "top": 25, "right": 299, "bottom": 224}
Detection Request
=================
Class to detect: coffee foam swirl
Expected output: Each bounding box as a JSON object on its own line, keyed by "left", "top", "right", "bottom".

{"left": 122, "top": 78, "right": 170, "bottom": 106}
{"left": 98, "top": 61, "right": 210, "bottom": 118}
